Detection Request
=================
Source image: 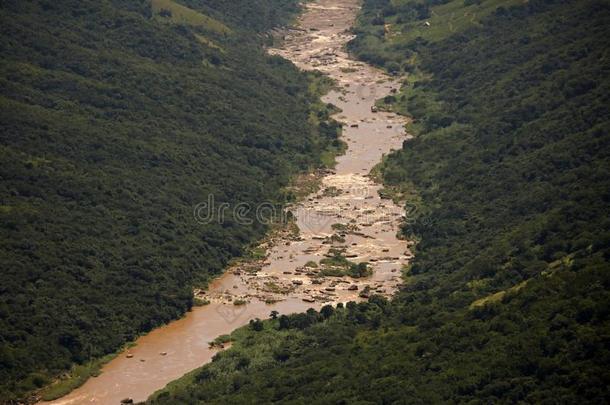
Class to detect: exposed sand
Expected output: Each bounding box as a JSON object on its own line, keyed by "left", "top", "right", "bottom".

{"left": 43, "top": 1, "right": 411, "bottom": 403}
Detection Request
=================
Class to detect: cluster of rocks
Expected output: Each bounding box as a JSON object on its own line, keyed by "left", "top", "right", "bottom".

{"left": 309, "top": 47, "right": 340, "bottom": 67}
{"left": 194, "top": 1, "right": 414, "bottom": 310}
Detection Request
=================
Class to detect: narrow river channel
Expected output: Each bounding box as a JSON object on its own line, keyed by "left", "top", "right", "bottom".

{"left": 46, "top": 1, "right": 411, "bottom": 403}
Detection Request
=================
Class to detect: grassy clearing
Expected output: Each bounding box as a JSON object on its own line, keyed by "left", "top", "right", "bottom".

{"left": 469, "top": 279, "right": 530, "bottom": 309}
{"left": 390, "top": 0, "right": 524, "bottom": 44}
{"left": 194, "top": 34, "right": 224, "bottom": 52}
{"left": 151, "top": 0, "right": 231, "bottom": 34}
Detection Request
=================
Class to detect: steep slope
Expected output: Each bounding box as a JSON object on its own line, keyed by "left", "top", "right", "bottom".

{"left": 146, "top": 0, "right": 610, "bottom": 403}
{"left": 177, "top": 0, "right": 302, "bottom": 32}
{"left": 0, "top": 0, "right": 342, "bottom": 400}
{"left": 357, "top": 0, "right": 610, "bottom": 312}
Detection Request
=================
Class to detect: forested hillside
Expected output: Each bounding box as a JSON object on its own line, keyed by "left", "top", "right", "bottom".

{"left": 148, "top": 0, "right": 610, "bottom": 403}
{"left": 177, "top": 0, "right": 301, "bottom": 32}
{"left": 0, "top": 0, "right": 341, "bottom": 400}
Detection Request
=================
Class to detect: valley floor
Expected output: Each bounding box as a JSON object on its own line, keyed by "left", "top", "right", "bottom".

{"left": 43, "top": 1, "right": 413, "bottom": 403}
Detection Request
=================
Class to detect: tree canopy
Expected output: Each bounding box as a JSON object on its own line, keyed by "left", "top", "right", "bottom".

{"left": 0, "top": 0, "right": 342, "bottom": 400}
{"left": 147, "top": 0, "right": 610, "bottom": 403}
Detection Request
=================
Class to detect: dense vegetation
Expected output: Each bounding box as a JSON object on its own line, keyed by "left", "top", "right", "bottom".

{"left": 148, "top": 0, "right": 610, "bottom": 403}
{"left": 0, "top": 0, "right": 343, "bottom": 400}
{"left": 177, "top": 0, "right": 301, "bottom": 32}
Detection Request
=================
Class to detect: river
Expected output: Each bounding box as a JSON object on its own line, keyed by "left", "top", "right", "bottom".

{"left": 45, "top": 0, "right": 410, "bottom": 403}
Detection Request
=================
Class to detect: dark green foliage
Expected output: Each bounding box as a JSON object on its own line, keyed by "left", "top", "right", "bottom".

{"left": 0, "top": 0, "right": 337, "bottom": 400}
{"left": 319, "top": 248, "right": 372, "bottom": 278}
{"left": 150, "top": 268, "right": 609, "bottom": 403}
{"left": 378, "top": 0, "right": 610, "bottom": 298}
{"left": 249, "top": 318, "right": 264, "bottom": 332}
{"left": 147, "top": 0, "right": 610, "bottom": 403}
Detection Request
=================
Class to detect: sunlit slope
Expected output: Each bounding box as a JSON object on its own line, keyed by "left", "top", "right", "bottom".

{"left": 388, "top": 0, "right": 524, "bottom": 43}
{"left": 350, "top": 0, "right": 525, "bottom": 67}
{"left": 146, "top": 1, "right": 610, "bottom": 403}
{"left": 151, "top": 0, "right": 231, "bottom": 34}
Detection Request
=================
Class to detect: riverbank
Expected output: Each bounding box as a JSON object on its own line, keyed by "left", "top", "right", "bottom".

{"left": 43, "top": 1, "right": 412, "bottom": 403}
{"left": 1, "top": 0, "right": 351, "bottom": 401}
{"left": 141, "top": 0, "right": 610, "bottom": 402}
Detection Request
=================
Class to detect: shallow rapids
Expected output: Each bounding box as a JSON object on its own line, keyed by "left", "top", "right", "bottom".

{"left": 45, "top": 1, "right": 411, "bottom": 403}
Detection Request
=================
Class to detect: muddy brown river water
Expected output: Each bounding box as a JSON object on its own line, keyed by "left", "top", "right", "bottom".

{"left": 45, "top": 1, "right": 411, "bottom": 403}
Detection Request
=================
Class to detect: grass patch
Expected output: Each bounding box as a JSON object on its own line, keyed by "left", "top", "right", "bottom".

{"left": 209, "top": 334, "right": 232, "bottom": 347}
{"left": 390, "top": 0, "right": 523, "bottom": 45}
{"left": 151, "top": 0, "right": 231, "bottom": 34}
{"left": 38, "top": 350, "right": 124, "bottom": 401}
{"left": 193, "top": 297, "right": 210, "bottom": 306}
{"left": 469, "top": 279, "right": 531, "bottom": 309}
{"left": 263, "top": 282, "right": 293, "bottom": 294}
{"left": 194, "top": 34, "right": 224, "bottom": 52}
